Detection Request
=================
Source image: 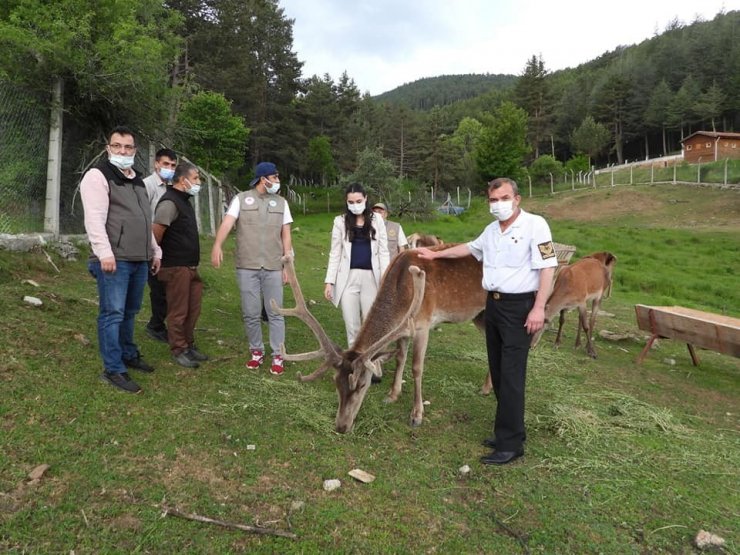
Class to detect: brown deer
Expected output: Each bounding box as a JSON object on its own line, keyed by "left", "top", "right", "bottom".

{"left": 275, "top": 247, "right": 487, "bottom": 433}
{"left": 407, "top": 233, "right": 444, "bottom": 248}
{"left": 532, "top": 251, "right": 617, "bottom": 358}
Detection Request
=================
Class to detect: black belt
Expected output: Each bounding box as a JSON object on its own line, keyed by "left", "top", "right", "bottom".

{"left": 488, "top": 291, "right": 536, "bottom": 301}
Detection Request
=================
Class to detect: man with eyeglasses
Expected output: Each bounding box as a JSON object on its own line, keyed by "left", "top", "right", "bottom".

{"left": 80, "top": 126, "right": 162, "bottom": 394}
{"left": 143, "top": 148, "right": 178, "bottom": 343}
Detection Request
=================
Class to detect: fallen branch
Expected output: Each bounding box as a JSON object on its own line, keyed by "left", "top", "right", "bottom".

{"left": 42, "top": 249, "right": 60, "bottom": 273}
{"left": 161, "top": 505, "right": 297, "bottom": 539}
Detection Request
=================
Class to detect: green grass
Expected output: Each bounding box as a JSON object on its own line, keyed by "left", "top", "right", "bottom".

{"left": 1, "top": 185, "right": 739, "bottom": 553}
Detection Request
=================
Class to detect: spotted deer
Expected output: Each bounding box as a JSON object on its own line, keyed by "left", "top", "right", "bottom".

{"left": 275, "top": 247, "right": 488, "bottom": 433}
{"left": 532, "top": 251, "right": 617, "bottom": 358}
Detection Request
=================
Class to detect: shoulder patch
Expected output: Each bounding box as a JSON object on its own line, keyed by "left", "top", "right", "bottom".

{"left": 538, "top": 241, "right": 556, "bottom": 260}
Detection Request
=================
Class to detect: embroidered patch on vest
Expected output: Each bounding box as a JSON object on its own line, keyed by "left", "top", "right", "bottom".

{"left": 388, "top": 229, "right": 397, "bottom": 237}
{"left": 269, "top": 200, "right": 277, "bottom": 207}
{"left": 538, "top": 241, "right": 556, "bottom": 259}
{"left": 245, "top": 196, "right": 255, "bottom": 205}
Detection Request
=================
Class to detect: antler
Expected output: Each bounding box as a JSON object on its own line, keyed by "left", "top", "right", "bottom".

{"left": 270, "top": 255, "right": 342, "bottom": 370}
{"left": 360, "top": 265, "right": 426, "bottom": 363}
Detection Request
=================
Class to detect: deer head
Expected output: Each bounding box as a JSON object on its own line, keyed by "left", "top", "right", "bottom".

{"left": 273, "top": 256, "right": 426, "bottom": 433}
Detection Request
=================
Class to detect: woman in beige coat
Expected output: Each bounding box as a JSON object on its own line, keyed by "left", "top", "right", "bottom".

{"left": 324, "top": 183, "right": 390, "bottom": 347}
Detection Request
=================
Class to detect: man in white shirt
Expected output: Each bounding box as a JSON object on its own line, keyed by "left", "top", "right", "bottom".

{"left": 143, "top": 148, "right": 177, "bottom": 342}
{"left": 417, "top": 177, "right": 557, "bottom": 465}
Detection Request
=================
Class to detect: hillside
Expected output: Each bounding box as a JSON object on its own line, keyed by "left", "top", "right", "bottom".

{"left": 373, "top": 73, "right": 516, "bottom": 110}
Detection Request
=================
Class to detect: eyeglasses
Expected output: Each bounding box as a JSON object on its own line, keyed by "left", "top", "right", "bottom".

{"left": 109, "top": 143, "right": 136, "bottom": 153}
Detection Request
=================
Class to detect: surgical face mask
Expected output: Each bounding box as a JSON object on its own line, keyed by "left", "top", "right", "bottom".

{"left": 158, "top": 167, "right": 175, "bottom": 180}
{"left": 347, "top": 201, "right": 366, "bottom": 215}
{"left": 186, "top": 179, "right": 201, "bottom": 196}
{"left": 489, "top": 199, "right": 514, "bottom": 221}
{"left": 109, "top": 154, "right": 135, "bottom": 170}
{"left": 266, "top": 180, "right": 280, "bottom": 194}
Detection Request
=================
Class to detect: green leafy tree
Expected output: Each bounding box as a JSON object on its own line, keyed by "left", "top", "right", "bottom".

{"left": 694, "top": 82, "right": 726, "bottom": 132}
{"left": 176, "top": 91, "right": 249, "bottom": 176}
{"left": 570, "top": 116, "right": 611, "bottom": 168}
{"left": 644, "top": 80, "right": 674, "bottom": 155}
{"left": 667, "top": 74, "right": 701, "bottom": 138}
{"left": 514, "top": 55, "right": 555, "bottom": 158}
{"left": 451, "top": 116, "right": 483, "bottom": 184}
{"left": 306, "top": 135, "right": 337, "bottom": 186}
{"left": 0, "top": 0, "right": 180, "bottom": 131}
{"left": 473, "top": 101, "right": 529, "bottom": 184}
{"left": 591, "top": 71, "right": 633, "bottom": 164}
{"left": 348, "top": 147, "right": 396, "bottom": 202}
{"left": 564, "top": 154, "right": 590, "bottom": 174}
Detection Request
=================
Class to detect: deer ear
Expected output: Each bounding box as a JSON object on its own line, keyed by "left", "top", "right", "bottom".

{"left": 365, "top": 360, "right": 382, "bottom": 377}
{"left": 371, "top": 349, "right": 396, "bottom": 364}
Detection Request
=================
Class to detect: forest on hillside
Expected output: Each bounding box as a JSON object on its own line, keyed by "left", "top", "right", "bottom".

{"left": 1, "top": 1, "right": 738, "bottom": 202}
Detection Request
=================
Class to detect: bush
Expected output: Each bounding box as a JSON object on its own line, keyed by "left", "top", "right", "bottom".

{"left": 529, "top": 155, "right": 564, "bottom": 185}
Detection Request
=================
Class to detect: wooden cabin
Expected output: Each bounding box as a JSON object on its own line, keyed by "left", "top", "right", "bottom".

{"left": 681, "top": 131, "right": 740, "bottom": 163}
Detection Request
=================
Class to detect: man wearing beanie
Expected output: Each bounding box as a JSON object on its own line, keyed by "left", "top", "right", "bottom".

{"left": 210, "top": 162, "right": 293, "bottom": 375}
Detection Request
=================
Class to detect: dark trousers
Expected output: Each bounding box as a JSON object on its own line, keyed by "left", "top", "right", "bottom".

{"left": 484, "top": 294, "right": 535, "bottom": 452}
{"left": 147, "top": 270, "right": 168, "bottom": 332}
{"left": 158, "top": 266, "right": 203, "bottom": 355}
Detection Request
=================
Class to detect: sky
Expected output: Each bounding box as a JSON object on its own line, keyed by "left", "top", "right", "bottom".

{"left": 278, "top": 0, "right": 736, "bottom": 96}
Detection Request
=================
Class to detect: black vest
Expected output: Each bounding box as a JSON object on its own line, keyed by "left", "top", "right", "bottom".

{"left": 96, "top": 161, "right": 153, "bottom": 262}
{"left": 157, "top": 188, "right": 200, "bottom": 268}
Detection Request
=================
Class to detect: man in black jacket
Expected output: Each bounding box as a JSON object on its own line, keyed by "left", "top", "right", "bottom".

{"left": 153, "top": 162, "right": 208, "bottom": 368}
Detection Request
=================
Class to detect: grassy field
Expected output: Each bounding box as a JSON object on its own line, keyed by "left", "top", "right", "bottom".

{"left": 1, "top": 183, "right": 738, "bottom": 553}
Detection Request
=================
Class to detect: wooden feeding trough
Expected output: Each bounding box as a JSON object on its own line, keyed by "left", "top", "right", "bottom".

{"left": 634, "top": 304, "right": 740, "bottom": 366}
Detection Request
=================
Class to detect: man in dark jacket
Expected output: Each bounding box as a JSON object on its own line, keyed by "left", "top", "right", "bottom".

{"left": 153, "top": 162, "right": 208, "bottom": 368}
{"left": 80, "top": 126, "right": 161, "bottom": 394}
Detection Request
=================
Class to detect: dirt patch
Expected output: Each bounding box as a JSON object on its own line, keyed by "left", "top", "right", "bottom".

{"left": 529, "top": 186, "right": 740, "bottom": 230}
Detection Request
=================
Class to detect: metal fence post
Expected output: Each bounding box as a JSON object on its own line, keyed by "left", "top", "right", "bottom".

{"left": 724, "top": 158, "right": 728, "bottom": 186}
{"left": 549, "top": 173, "right": 554, "bottom": 194}
{"left": 44, "top": 77, "right": 63, "bottom": 238}
{"left": 673, "top": 162, "right": 677, "bottom": 184}
{"left": 527, "top": 175, "right": 532, "bottom": 197}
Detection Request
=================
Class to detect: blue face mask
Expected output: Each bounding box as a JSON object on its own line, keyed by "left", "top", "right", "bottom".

{"left": 158, "top": 167, "right": 175, "bottom": 180}
{"left": 109, "top": 154, "right": 135, "bottom": 170}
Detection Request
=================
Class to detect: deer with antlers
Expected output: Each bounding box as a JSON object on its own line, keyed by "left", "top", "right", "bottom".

{"left": 274, "top": 247, "right": 488, "bottom": 433}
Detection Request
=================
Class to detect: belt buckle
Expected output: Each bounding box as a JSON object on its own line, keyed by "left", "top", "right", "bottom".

{"left": 492, "top": 292, "right": 500, "bottom": 300}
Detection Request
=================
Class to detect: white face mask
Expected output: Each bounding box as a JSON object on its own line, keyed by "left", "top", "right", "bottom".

{"left": 109, "top": 154, "right": 135, "bottom": 170}
{"left": 489, "top": 200, "right": 515, "bottom": 221}
{"left": 347, "top": 201, "right": 366, "bottom": 215}
{"left": 266, "top": 180, "right": 280, "bottom": 194}
{"left": 185, "top": 178, "right": 201, "bottom": 196}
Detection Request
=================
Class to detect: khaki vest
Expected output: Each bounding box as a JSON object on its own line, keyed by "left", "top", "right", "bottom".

{"left": 385, "top": 220, "right": 402, "bottom": 256}
{"left": 234, "top": 189, "right": 286, "bottom": 270}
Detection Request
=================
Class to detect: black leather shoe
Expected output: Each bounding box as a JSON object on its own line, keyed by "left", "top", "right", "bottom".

{"left": 480, "top": 449, "right": 524, "bottom": 465}
{"left": 145, "top": 326, "right": 168, "bottom": 343}
{"left": 173, "top": 351, "right": 199, "bottom": 368}
{"left": 482, "top": 437, "right": 496, "bottom": 448}
{"left": 371, "top": 374, "right": 382, "bottom": 384}
{"left": 124, "top": 355, "right": 155, "bottom": 373}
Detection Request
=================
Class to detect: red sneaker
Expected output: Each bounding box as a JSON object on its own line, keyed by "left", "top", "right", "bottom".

{"left": 246, "top": 349, "right": 264, "bottom": 369}
{"left": 270, "top": 355, "right": 284, "bottom": 376}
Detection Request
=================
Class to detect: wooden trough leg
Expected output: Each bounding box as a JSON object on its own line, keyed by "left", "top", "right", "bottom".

{"left": 636, "top": 307, "right": 660, "bottom": 365}
{"left": 637, "top": 334, "right": 658, "bottom": 364}
{"left": 686, "top": 343, "right": 700, "bottom": 366}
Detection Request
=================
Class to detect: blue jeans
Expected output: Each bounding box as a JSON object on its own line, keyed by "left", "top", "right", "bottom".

{"left": 88, "top": 260, "right": 149, "bottom": 373}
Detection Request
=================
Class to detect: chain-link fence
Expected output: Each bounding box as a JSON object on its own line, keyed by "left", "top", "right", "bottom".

{"left": 0, "top": 81, "right": 231, "bottom": 239}
{"left": 0, "top": 81, "right": 50, "bottom": 234}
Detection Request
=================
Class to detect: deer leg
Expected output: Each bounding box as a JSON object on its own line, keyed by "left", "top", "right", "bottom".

{"left": 409, "top": 329, "right": 430, "bottom": 427}
{"left": 585, "top": 298, "right": 601, "bottom": 359}
{"left": 575, "top": 305, "right": 587, "bottom": 349}
{"left": 385, "top": 337, "right": 410, "bottom": 404}
{"left": 472, "top": 311, "right": 493, "bottom": 396}
{"left": 554, "top": 309, "right": 566, "bottom": 347}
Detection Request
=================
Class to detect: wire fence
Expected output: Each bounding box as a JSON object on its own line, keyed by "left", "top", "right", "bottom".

{"left": 0, "top": 81, "right": 231, "bottom": 239}
{"left": 0, "top": 81, "right": 50, "bottom": 234}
